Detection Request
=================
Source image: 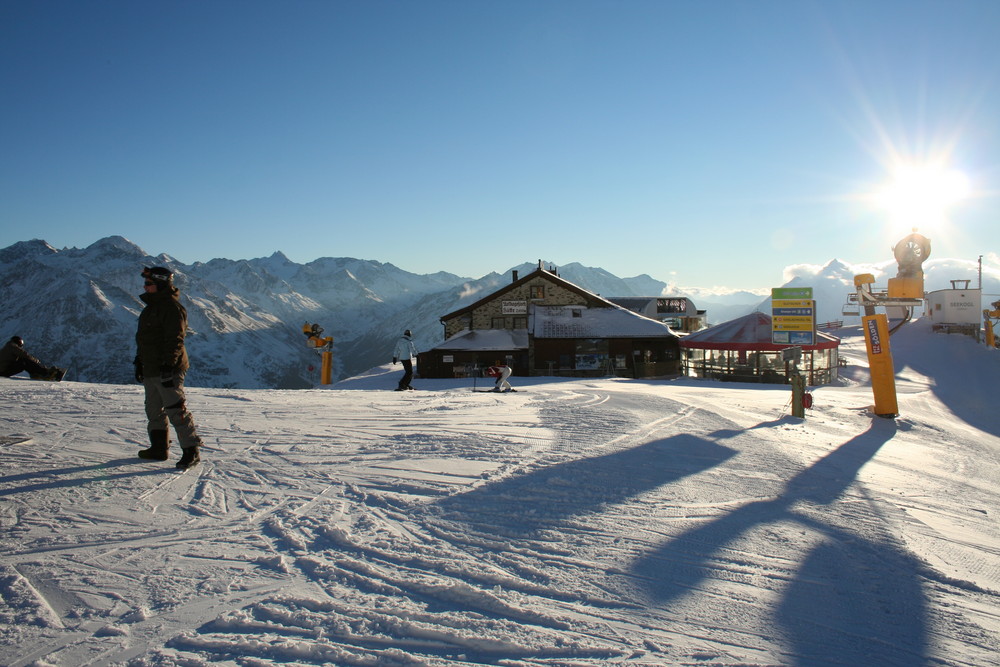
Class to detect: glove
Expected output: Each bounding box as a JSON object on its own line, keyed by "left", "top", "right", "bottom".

{"left": 159, "top": 365, "right": 175, "bottom": 388}
{"left": 133, "top": 356, "right": 143, "bottom": 383}
{"left": 392, "top": 357, "right": 398, "bottom": 365}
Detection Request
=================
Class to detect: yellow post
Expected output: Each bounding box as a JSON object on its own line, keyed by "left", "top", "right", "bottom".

{"left": 321, "top": 348, "right": 333, "bottom": 385}
{"left": 862, "top": 314, "right": 898, "bottom": 417}
{"left": 985, "top": 301, "right": 1000, "bottom": 348}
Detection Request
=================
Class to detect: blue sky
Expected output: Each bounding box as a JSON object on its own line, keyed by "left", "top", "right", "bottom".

{"left": 2, "top": 0, "right": 997, "bottom": 290}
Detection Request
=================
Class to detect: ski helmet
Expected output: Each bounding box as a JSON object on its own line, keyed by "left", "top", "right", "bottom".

{"left": 142, "top": 266, "right": 173, "bottom": 284}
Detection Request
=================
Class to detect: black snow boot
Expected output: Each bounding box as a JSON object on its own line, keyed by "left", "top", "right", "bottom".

{"left": 176, "top": 446, "right": 201, "bottom": 471}
{"left": 138, "top": 430, "right": 170, "bottom": 461}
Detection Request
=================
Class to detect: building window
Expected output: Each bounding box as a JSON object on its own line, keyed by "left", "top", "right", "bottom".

{"left": 492, "top": 317, "right": 506, "bottom": 329}
{"left": 530, "top": 285, "right": 545, "bottom": 299}
{"left": 513, "top": 317, "right": 527, "bottom": 329}
{"left": 575, "top": 338, "right": 608, "bottom": 370}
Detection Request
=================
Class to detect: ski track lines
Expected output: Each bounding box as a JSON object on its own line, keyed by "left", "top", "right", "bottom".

{"left": 0, "top": 386, "right": 578, "bottom": 666}
{"left": 3, "top": 386, "right": 661, "bottom": 664}
{"left": 1, "top": 380, "right": 999, "bottom": 665}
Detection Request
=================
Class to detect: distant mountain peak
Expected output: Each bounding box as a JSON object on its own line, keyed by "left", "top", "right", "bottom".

{"left": 86, "top": 236, "right": 146, "bottom": 255}
{"left": 0, "top": 238, "right": 57, "bottom": 264}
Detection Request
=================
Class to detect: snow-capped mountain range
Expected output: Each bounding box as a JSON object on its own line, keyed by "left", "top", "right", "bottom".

{"left": 1, "top": 236, "right": 994, "bottom": 388}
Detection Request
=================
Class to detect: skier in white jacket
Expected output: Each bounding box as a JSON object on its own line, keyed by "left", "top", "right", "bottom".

{"left": 392, "top": 329, "right": 418, "bottom": 391}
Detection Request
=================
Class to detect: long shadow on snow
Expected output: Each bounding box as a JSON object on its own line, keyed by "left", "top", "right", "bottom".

{"left": 631, "top": 418, "right": 929, "bottom": 666}
{"left": 435, "top": 386, "right": 739, "bottom": 536}
{"left": 893, "top": 331, "right": 997, "bottom": 433}
{"left": 437, "top": 435, "right": 736, "bottom": 536}
{"left": 0, "top": 458, "right": 171, "bottom": 498}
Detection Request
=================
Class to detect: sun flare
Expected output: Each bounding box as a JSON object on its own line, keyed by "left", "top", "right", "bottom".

{"left": 876, "top": 162, "right": 970, "bottom": 236}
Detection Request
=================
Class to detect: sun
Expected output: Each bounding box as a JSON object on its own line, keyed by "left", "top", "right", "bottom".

{"left": 875, "top": 162, "right": 970, "bottom": 237}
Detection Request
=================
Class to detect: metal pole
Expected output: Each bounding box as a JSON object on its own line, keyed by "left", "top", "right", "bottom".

{"left": 321, "top": 344, "right": 333, "bottom": 385}
{"left": 790, "top": 364, "right": 805, "bottom": 418}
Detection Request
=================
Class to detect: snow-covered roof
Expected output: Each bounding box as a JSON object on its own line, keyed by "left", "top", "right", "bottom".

{"left": 606, "top": 297, "right": 653, "bottom": 311}
{"left": 435, "top": 328, "right": 529, "bottom": 351}
{"left": 441, "top": 266, "right": 601, "bottom": 321}
{"left": 680, "top": 312, "right": 839, "bottom": 350}
{"left": 430, "top": 304, "right": 676, "bottom": 351}
{"left": 532, "top": 304, "right": 677, "bottom": 339}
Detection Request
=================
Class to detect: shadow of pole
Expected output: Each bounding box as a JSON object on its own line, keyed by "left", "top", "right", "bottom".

{"left": 630, "top": 418, "right": 929, "bottom": 665}
{"left": 435, "top": 434, "right": 737, "bottom": 538}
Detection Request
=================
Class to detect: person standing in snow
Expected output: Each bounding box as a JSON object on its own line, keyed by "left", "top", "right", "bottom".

{"left": 0, "top": 336, "right": 66, "bottom": 381}
{"left": 486, "top": 363, "right": 514, "bottom": 392}
{"left": 134, "top": 266, "right": 203, "bottom": 470}
{"left": 392, "top": 329, "right": 418, "bottom": 391}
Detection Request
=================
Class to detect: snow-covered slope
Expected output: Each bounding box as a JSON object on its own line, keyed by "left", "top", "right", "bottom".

{"left": 1, "top": 318, "right": 998, "bottom": 665}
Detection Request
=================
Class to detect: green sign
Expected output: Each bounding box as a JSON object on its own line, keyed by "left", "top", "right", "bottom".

{"left": 771, "top": 287, "right": 813, "bottom": 300}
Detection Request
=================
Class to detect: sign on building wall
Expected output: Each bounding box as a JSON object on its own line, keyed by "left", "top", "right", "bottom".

{"left": 656, "top": 298, "right": 688, "bottom": 314}
{"left": 502, "top": 300, "right": 528, "bottom": 315}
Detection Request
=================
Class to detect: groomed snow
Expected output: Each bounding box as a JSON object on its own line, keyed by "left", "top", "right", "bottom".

{"left": 1, "top": 319, "right": 998, "bottom": 666}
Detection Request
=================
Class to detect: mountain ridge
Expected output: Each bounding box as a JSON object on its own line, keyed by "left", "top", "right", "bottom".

{"left": 1, "top": 237, "right": 994, "bottom": 388}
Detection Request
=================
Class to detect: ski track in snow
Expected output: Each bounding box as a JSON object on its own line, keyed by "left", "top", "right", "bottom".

{"left": 1, "top": 324, "right": 999, "bottom": 666}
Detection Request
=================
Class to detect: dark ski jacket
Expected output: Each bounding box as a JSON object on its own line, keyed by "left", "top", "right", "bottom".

{"left": 0, "top": 340, "right": 45, "bottom": 377}
{"left": 136, "top": 286, "right": 190, "bottom": 376}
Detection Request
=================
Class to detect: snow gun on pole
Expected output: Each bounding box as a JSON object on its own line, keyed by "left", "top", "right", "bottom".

{"left": 850, "top": 230, "right": 930, "bottom": 418}
{"left": 303, "top": 322, "right": 334, "bottom": 385}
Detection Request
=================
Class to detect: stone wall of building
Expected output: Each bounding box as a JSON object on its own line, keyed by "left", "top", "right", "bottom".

{"left": 443, "top": 276, "right": 591, "bottom": 339}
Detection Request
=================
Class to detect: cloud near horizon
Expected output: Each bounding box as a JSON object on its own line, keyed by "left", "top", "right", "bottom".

{"left": 781, "top": 259, "right": 892, "bottom": 284}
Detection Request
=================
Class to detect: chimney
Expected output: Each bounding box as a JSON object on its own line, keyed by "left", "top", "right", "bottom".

{"left": 512, "top": 270, "right": 518, "bottom": 282}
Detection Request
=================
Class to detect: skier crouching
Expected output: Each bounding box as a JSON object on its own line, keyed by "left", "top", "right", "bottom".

{"left": 486, "top": 363, "right": 514, "bottom": 392}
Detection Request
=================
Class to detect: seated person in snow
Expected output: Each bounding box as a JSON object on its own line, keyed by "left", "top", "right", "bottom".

{"left": 485, "top": 363, "right": 514, "bottom": 392}
{"left": 0, "top": 336, "right": 66, "bottom": 381}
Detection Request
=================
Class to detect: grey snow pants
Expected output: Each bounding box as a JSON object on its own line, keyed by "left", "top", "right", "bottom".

{"left": 142, "top": 371, "right": 203, "bottom": 449}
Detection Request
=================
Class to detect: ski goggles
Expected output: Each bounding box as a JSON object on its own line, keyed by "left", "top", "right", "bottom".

{"left": 142, "top": 266, "right": 173, "bottom": 283}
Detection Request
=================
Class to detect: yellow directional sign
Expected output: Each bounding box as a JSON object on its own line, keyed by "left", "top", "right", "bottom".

{"left": 773, "top": 317, "right": 814, "bottom": 331}
{"left": 771, "top": 291, "right": 816, "bottom": 344}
